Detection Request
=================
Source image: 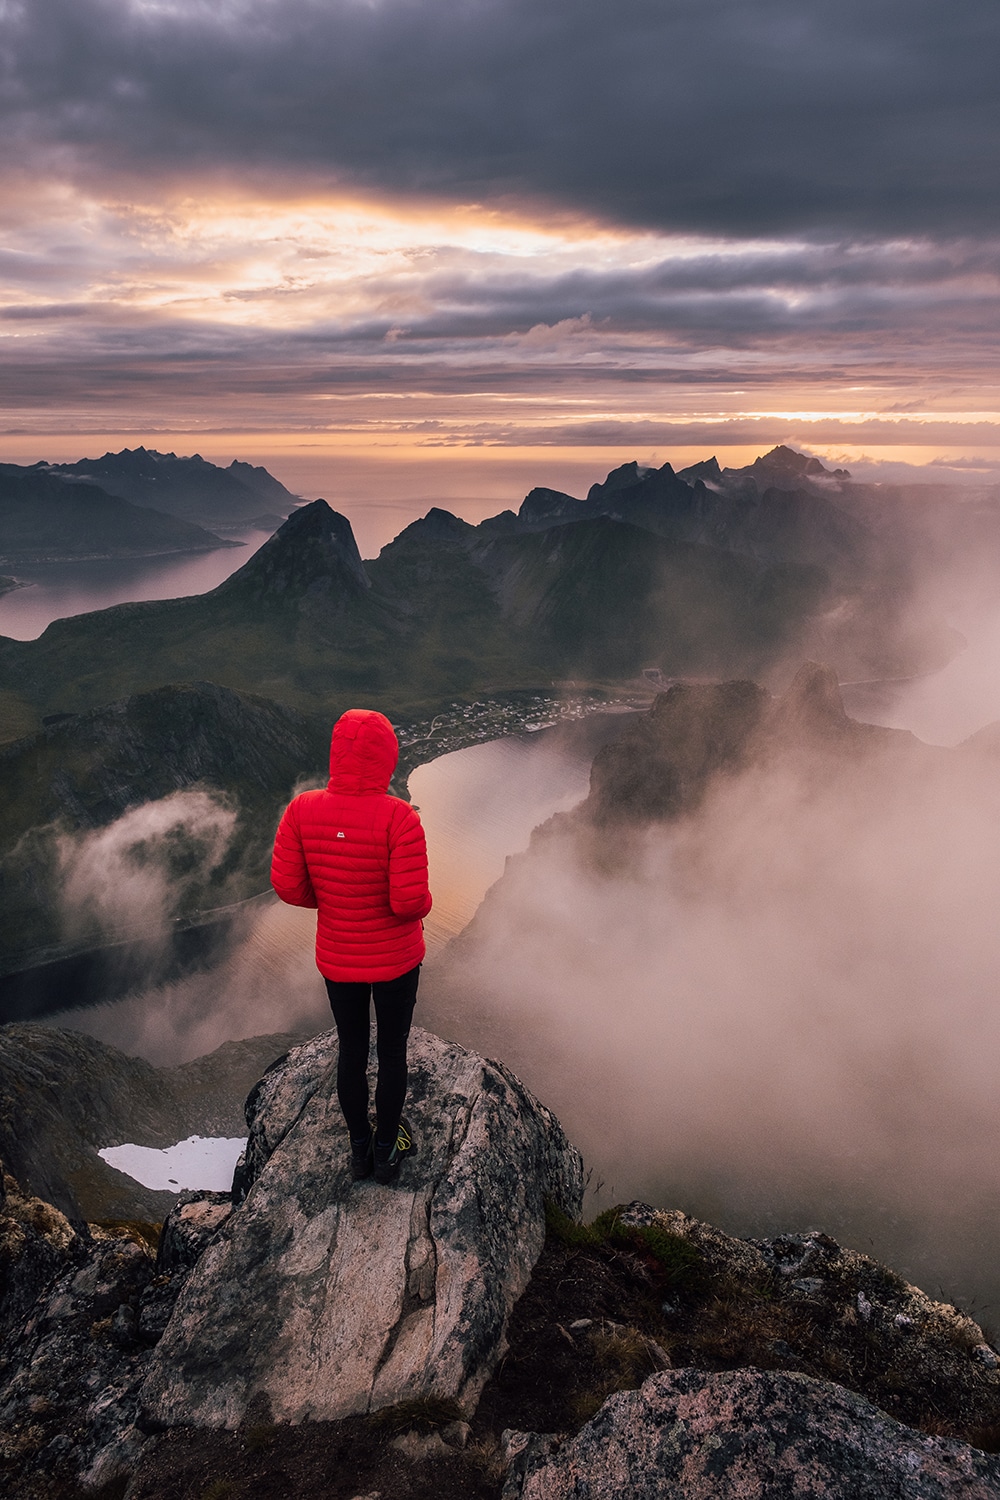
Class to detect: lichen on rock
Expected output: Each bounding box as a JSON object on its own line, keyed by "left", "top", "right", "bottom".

{"left": 503, "top": 1368, "right": 1000, "bottom": 1499}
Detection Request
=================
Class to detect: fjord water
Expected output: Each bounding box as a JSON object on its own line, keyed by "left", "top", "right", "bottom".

{"left": 0, "top": 529, "right": 273, "bottom": 640}
{"left": 410, "top": 713, "right": 636, "bottom": 954}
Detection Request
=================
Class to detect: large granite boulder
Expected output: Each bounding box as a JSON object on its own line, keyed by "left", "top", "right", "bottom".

{"left": 140, "top": 1026, "right": 584, "bottom": 1428}
{"left": 504, "top": 1368, "right": 1000, "bottom": 1499}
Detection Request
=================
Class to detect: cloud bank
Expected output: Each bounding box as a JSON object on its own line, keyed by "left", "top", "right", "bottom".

{"left": 425, "top": 714, "right": 1000, "bottom": 1312}
{"left": 1, "top": 2, "right": 999, "bottom": 463}
{"left": 4, "top": 0, "right": 999, "bottom": 239}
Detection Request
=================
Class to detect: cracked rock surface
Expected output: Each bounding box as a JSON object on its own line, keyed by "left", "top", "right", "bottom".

{"left": 140, "top": 1025, "right": 584, "bottom": 1429}
{"left": 504, "top": 1368, "right": 1000, "bottom": 1499}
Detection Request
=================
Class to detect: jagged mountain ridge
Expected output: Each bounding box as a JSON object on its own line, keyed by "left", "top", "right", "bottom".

{"left": 0, "top": 494, "right": 837, "bottom": 967}
{"left": 501, "top": 446, "right": 874, "bottom": 585}
{"left": 0, "top": 444, "right": 967, "bottom": 743}
{"left": 0, "top": 492, "right": 835, "bottom": 733}
{"left": 39, "top": 447, "right": 301, "bottom": 527}
{"left": 0, "top": 467, "right": 235, "bottom": 564}
{"left": 0, "top": 447, "right": 965, "bottom": 979}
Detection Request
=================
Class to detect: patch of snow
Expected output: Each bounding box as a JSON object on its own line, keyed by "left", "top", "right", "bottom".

{"left": 98, "top": 1135, "right": 247, "bottom": 1192}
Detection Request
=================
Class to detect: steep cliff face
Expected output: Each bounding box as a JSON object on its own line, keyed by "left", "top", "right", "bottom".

{"left": 580, "top": 661, "right": 914, "bottom": 826}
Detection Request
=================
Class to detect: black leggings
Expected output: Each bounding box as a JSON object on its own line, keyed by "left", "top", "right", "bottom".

{"left": 324, "top": 965, "right": 420, "bottom": 1144}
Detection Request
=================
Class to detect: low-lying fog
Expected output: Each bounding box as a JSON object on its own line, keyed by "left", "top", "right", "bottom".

{"left": 44, "top": 600, "right": 1000, "bottom": 1318}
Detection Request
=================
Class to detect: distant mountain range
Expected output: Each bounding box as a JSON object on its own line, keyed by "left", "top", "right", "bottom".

{"left": 0, "top": 467, "right": 237, "bottom": 565}
{"left": 0, "top": 444, "right": 976, "bottom": 973}
{"left": 483, "top": 445, "right": 870, "bottom": 587}
{"left": 0, "top": 448, "right": 302, "bottom": 564}
{"left": 0, "top": 484, "right": 843, "bottom": 731}
{"left": 0, "top": 445, "right": 964, "bottom": 728}
{"left": 39, "top": 447, "right": 301, "bottom": 528}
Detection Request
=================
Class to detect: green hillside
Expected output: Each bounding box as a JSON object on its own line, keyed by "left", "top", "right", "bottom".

{"left": 0, "top": 469, "right": 233, "bottom": 564}
{"left": 0, "top": 682, "right": 329, "bottom": 967}
{"left": 0, "top": 499, "right": 831, "bottom": 741}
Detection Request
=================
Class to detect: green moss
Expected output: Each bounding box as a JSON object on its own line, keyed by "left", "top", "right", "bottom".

{"left": 367, "top": 1396, "right": 465, "bottom": 1435}
{"left": 544, "top": 1199, "right": 603, "bottom": 1249}
{"left": 242, "top": 1422, "right": 278, "bottom": 1454}
{"left": 199, "top": 1482, "right": 237, "bottom": 1500}
{"left": 91, "top": 1220, "right": 162, "bottom": 1252}
{"left": 545, "top": 1201, "right": 704, "bottom": 1293}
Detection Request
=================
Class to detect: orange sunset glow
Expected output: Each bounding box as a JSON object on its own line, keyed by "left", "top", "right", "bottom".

{"left": 3, "top": 1, "right": 1000, "bottom": 519}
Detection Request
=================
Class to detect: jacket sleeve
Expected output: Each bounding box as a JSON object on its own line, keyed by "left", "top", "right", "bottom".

{"left": 271, "top": 798, "right": 318, "bottom": 909}
{"left": 387, "top": 802, "right": 433, "bottom": 920}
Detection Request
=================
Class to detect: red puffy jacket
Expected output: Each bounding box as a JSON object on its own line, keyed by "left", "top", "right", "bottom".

{"left": 271, "top": 709, "right": 432, "bottom": 982}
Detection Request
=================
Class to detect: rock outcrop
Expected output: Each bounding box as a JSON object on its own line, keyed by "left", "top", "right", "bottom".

{"left": 140, "top": 1025, "right": 583, "bottom": 1428}
{"left": 503, "top": 1368, "right": 1000, "bottom": 1499}
{"left": 4, "top": 1032, "right": 1000, "bottom": 1498}
{"left": 0, "top": 1027, "right": 582, "bottom": 1493}
{"left": 0, "top": 1173, "right": 160, "bottom": 1493}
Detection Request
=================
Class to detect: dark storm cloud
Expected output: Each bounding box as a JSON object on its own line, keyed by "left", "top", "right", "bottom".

{"left": 3, "top": 0, "right": 1000, "bottom": 238}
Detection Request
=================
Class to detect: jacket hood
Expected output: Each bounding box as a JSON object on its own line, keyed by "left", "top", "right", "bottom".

{"left": 328, "top": 709, "right": 399, "bottom": 795}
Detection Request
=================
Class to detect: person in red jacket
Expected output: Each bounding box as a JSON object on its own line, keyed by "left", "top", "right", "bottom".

{"left": 271, "top": 708, "right": 432, "bottom": 1184}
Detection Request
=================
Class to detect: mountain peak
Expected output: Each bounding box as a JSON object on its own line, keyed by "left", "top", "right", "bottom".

{"left": 753, "top": 446, "right": 834, "bottom": 480}
{"left": 518, "top": 486, "right": 582, "bottom": 526}
{"left": 678, "top": 456, "right": 722, "bottom": 484}
{"left": 215, "top": 499, "right": 370, "bottom": 599}
{"left": 586, "top": 461, "right": 642, "bottom": 503}
{"left": 385, "top": 507, "right": 474, "bottom": 549}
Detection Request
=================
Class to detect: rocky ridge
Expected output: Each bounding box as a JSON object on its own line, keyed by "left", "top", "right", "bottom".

{"left": 1, "top": 1029, "right": 1000, "bottom": 1496}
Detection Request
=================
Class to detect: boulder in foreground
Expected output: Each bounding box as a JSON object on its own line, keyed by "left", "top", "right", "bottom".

{"left": 504, "top": 1367, "right": 1000, "bottom": 1499}
{"left": 140, "top": 1026, "right": 584, "bottom": 1428}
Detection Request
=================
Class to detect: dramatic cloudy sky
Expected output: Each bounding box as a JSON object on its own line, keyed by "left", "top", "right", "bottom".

{"left": 2, "top": 0, "right": 1000, "bottom": 509}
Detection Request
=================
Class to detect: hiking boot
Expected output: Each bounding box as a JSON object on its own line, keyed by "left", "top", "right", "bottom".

{"left": 350, "top": 1128, "right": 375, "bottom": 1181}
{"left": 374, "top": 1122, "right": 412, "bottom": 1185}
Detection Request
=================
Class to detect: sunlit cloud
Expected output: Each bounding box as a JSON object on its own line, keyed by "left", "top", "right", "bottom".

{"left": 1, "top": 0, "right": 999, "bottom": 479}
